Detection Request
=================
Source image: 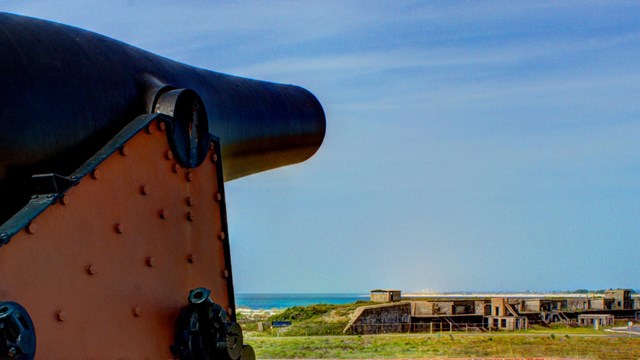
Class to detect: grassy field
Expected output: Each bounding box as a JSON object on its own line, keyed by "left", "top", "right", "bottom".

{"left": 239, "top": 302, "right": 640, "bottom": 358}
{"left": 246, "top": 332, "right": 640, "bottom": 359}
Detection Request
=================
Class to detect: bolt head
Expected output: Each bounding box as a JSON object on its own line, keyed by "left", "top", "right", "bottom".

{"left": 187, "top": 212, "right": 194, "bottom": 222}
{"left": 172, "top": 163, "right": 180, "bottom": 173}
{"left": 91, "top": 169, "right": 100, "bottom": 179}
{"left": 219, "top": 232, "right": 226, "bottom": 241}
{"left": 115, "top": 223, "right": 125, "bottom": 234}
{"left": 140, "top": 185, "right": 149, "bottom": 195}
{"left": 186, "top": 172, "right": 194, "bottom": 182}
{"left": 132, "top": 306, "right": 142, "bottom": 317}
{"left": 56, "top": 311, "right": 65, "bottom": 322}
{"left": 159, "top": 209, "right": 166, "bottom": 219}
{"left": 187, "top": 254, "right": 196, "bottom": 263}
{"left": 87, "top": 264, "right": 97, "bottom": 275}
{"left": 145, "top": 124, "right": 154, "bottom": 134}
{"left": 26, "top": 223, "right": 36, "bottom": 234}
{"left": 120, "top": 146, "right": 129, "bottom": 156}
{"left": 158, "top": 120, "right": 166, "bottom": 131}
{"left": 60, "top": 195, "right": 70, "bottom": 205}
{"left": 212, "top": 153, "right": 218, "bottom": 163}
{"left": 146, "top": 257, "right": 156, "bottom": 267}
{"left": 215, "top": 192, "right": 223, "bottom": 202}
{"left": 165, "top": 150, "right": 174, "bottom": 160}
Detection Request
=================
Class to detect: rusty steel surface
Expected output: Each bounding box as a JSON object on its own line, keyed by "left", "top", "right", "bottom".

{"left": 0, "top": 118, "right": 234, "bottom": 358}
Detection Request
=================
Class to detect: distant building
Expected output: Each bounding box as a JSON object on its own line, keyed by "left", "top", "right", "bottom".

{"left": 605, "top": 289, "right": 632, "bottom": 310}
{"left": 370, "top": 289, "right": 402, "bottom": 303}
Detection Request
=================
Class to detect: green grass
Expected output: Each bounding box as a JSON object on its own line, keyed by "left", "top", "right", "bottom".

{"left": 246, "top": 332, "right": 640, "bottom": 359}
{"left": 242, "top": 301, "right": 640, "bottom": 357}
{"left": 261, "top": 301, "right": 375, "bottom": 336}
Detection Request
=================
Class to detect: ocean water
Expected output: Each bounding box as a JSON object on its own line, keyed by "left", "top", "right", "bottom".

{"left": 236, "top": 293, "right": 368, "bottom": 310}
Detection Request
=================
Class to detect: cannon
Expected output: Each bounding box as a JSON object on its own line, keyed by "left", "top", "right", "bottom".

{"left": 0, "top": 13, "right": 325, "bottom": 359}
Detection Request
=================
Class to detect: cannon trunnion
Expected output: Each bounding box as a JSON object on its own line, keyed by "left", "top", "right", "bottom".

{"left": 0, "top": 13, "right": 325, "bottom": 359}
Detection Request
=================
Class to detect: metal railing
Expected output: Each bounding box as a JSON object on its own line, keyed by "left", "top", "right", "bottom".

{"left": 351, "top": 322, "right": 487, "bottom": 334}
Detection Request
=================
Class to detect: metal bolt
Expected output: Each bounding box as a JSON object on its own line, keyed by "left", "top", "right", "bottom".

{"left": 187, "top": 254, "right": 196, "bottom": 264}
{"left": 26, "top": 223, "right": 36, "bottom": 234}
{"left": 132, "top": 306, "right": 141, "bottom": 317}
{"left": 211, "top": 153, "right": 218, "bottom": 163}
{"left": 227, "top": 307, "right": 233, "bottom": 316}
{"left": 186, "top": 196, "right": 194, "bottom": 206}
{"left": 218, "top": 232, "right": 226, "bottom": 241}
{"left": 140, "top": 185, "right": 149, "bottom": 195}
{"left": 159, "top": 209, "right": 166, "bottom": 219}
{"left": 209, "top": 142, "right": 215, "bottom": 151}
{"left": 115, "top": 223, "right": 125, "bottom": 234}
{"left": 146, "top": 257, "right": 156, "bottom": 267}
{"left": 119, "top": 146, "right": 129, "bottom": 156}
{"left": 186, "top": 172, "right": 194, "bottom": 182}
{"left": 56, "top": 310, "right": 65, "bottom": 322}
{"left": 172, "top": 163, "right": 180, "bottom": 173}
{"left": 158, "top": 120, "right": 166, "bottom": 131}
{"left": 86, "top": 264, "right": 97, "bottom": 275}
{"left": 215, "top": 192, "right": 223, "bottom": 202}
{"left": 145, "top": 124, "right": 154, "bottom": 134}
{"left": 223, "top": 269, "right": 229, "bottom": 278}
{"left": 60, "top": 195, "right": 70, "bottom": 205}
{"left": 165, "top": 150, "right": 174, "bottom": 160}
{"left": 91, "top": 169, "right": 100, "bottom": 179}
{"left": 187, "top": 212, "right": 194, "bottom": 222}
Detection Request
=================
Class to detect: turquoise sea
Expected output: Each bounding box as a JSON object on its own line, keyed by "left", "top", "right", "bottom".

{"left": 236, "top": 293, "right": 367, "bottom": 310}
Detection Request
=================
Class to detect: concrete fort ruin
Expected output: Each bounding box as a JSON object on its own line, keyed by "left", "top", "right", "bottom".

{"left": 345, "top": 289, "right": 639, "bottom": 334}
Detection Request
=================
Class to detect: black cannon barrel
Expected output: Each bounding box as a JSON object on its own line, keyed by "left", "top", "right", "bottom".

{"left": 0, "top": 13, "right": 325, "bottom": 222}
{"left": 0, "top": 12, "right": 325, "bottom": 181}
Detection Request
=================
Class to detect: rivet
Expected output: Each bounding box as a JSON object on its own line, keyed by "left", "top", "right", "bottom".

{"left": 115, "top": 223, "right": 125, "bottom": 234}
{"left": 186, "top": 196, "right": 194, "bottom": 206}
{"left": 26, "top": 223, "right": 36, "bottom": 235}
{"left": 186, "top": 172, "right": 194, "bottom": 182}
{"left": 132, "top": 306, "right": 142, "bottom": 317}
{"left": 86, "top": 264, "right": 97, "bottom": 275}
{"left": 91, "top": 169, "right": 100, "bottom": 179}
{"left": 165, "top": 150, "right": 174, "bottom": 160}
{"left": 56, "top": 310, "right": 65, "bottom": 322}
{"left": 227, "top": 307, "right": 233, "bottom": 315}
{"left": 211, "top": 153, "right": 218, "bottom": 163}
{"left": 223, "top": 269, "right": 229, "bottom": 278}
{"left": 218, "top": 232, "right": 226, "bottom": 241}
{"left": 187, "top": 212, "right": 194, "bottom": 222}
{"left": 145, "top": 256, "right": 156, "bottom": 267}
{"left": 145, "top": 124, "right": 154, "bottom": 134}
{"left": 159, "top": 209, "right": 166, "bottom": 219}
{"left": 140, "top": 185, "right": 149, "bottom": 195}
{"left": 120, "top": 146, "right": 129, "bottom": 156}
{"left": 60, "top": 195, "right": 70, "bottom": 205}
{"left": 215, "top": 192, "right": 223, "bottom": 202}
{"left": 209, "top": 142, "right": 215, "bottom": 151}
{"left": 187, "top": 254, "right": 196, "bottom": 264}
{"left": 158, "top": 120, "right": 166, "bottom": 131}
{"left": 172, "top": 163, "right": 180, "bottom": 173}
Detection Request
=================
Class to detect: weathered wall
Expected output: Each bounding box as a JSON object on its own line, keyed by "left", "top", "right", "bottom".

{"left": 413, "top": 301, "right": 433, "bottom": 316}
{"left": 348, "top": 302, "right": 412, "bottom": 334}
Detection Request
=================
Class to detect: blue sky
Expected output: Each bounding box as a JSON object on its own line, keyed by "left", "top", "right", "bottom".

{"left": 4, "top": 1, "right": 640, "bottom": 293}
